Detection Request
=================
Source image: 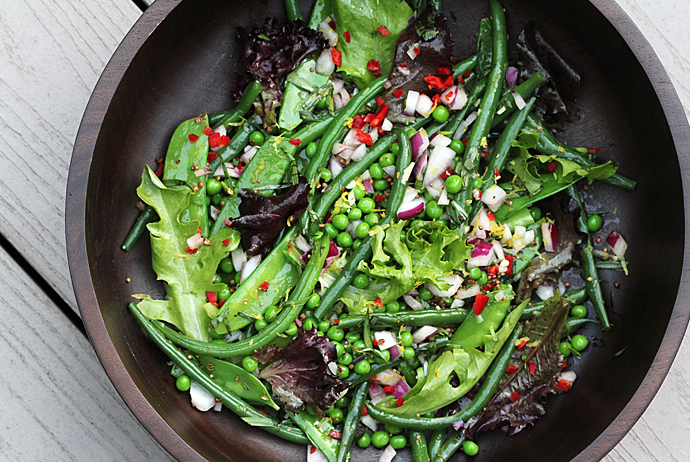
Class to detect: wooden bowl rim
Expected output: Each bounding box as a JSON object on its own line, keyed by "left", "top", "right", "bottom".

{"left": 66, "top": 0, "right": 690, "bottom": 460}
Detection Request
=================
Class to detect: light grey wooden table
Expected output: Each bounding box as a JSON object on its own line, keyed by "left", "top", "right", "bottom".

{"left": 0, "top": 0, "right": 687, "bottom": 460}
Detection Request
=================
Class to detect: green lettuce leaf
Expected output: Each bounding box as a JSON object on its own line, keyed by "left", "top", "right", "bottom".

{"left": 331, "top": 0, "right": 413, "bottom": 88}
{"left": 381, "top": 300, "right": 527, "bottom": 416}
{"left": 506, "top": 131, "right": 542, "bottom": 195}
{"left": 534, "top": 155, "right": 618, "bottom": 184}
{"left": 136, "top": 166, "right": 240, "bottom": 341}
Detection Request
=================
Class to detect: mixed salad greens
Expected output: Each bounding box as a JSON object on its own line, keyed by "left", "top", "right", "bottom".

{"left": 124, "top": 0, "right": 636, "bottom": 460}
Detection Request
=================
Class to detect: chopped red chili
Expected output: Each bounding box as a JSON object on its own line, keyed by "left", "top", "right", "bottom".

{"left": 154, "top": 162, "right": 165, "bottom": 178}
{"left": 361, "top": 407, "right": 368, "bottom": 416}
{"left": 464, "top": 69, "right": 470, "bottom": 78}
{"left": 516, "top": 340, "right": 528, "bottom": 350}
{"left": 205, "top": 291, "right": 217, "bottom": 305}
{"left": 258, "top": 281, "right": 269, "bottom": 292}
{"left": 331, "top": 48, "right": 342, "bottom": 67}
{"left": 509, "top": 392, "right": 520, "bottom": 402}
{"left": 219, "top": 135, "right": 230, "bottom": 146}
{"left": 374, "top": 298, "right": 383, "bottom": 307}
{"left": 493, "top": 168, "right": 501, "bottom": 180}
{"left": 328, "top": 431, "right": 343, "bottom": 440}
{"left": 588, "top": 147, "right": 600, "bottom": 154}
{"left": 439, "top": 167, "right": 454, "bottom": 179}
{"left": 202, "top": 126, "right": 213, "bottom": 135}
{"left": 289, "top": 138, "right": 301, "bottom": 145}
{"left": 437, "top": 67, "right": 451, "bottom": 75}
{"left": 547, "top": 161, "right": 557, "bottom": 173}
{"left": 399, "top": 62, "right": 407, "bottom": 67}
{"left": 393, "top": 89, "right": 404, "bottom": 98}
{"left": 367, "top": 60, "right": 382, "bottom": 77}
{"left": 487, "top": 265, "right": 499, "bottom": 275}
{"left": 377, "top": 25, "right": 390, "bottom": 36}
{"left": 363, "top": 113, "right": 375, "bottom": 123}
{"left": 383, "top": 385, "right": 395, "bottom": 393}
{"left": 356, "top": 128, "right": 373, "bottom": 145}
{"left": 505, "top": 255, "right": 514, "bottom": 276}
{"left": 188, "top": 134, "right": 199, "bottom": 143}
{"left": 506, "top": 365, "right": 517, "bottom": 374}
{"left": 396, "top": 398, "right": 405, "bottom": 407}
{"left": 222, "top": 238, "right": 231, "bottom": 246}
{"left": 184, "top": 247, "right": 198, "bottom": 254}
{"left": 370, "top": 104, "right": 388, "bottom": 128}
{"left": 487, "top": 211, "right": 495, "bottom": 221}
{"left": 326, "top": 212, "right": 332, "bottom": 223}
{"left": 473, "top": 294, "right": 489, "bottom": 315}
{"left": 458, "top": 75, "right": 466, "bottom": 85}
{"left": 529, "top": 361, "right": 536, "bottom": 375}
{"left": 374, "top": 193, "right": 384, "bottom": 202}
{"left": 208, "top": 132, "right": 221, "bottom": 148}
{"left": 310, "top": 446, "right": 317, "bottom": 454}
{"left": 375, "top": 96, "right": 384, "bottom": 106}
{"left": 328, "top": 20, "right": 336, "bottom": 29}
{"left": 344, "top": 31, "right": 351, "bottom": 43}
{"left": 462, "top": 138, "right": 468, "bottom": 146}
{"left": 373, "top": 339, "right": 379, "bottom": 346}
{"left": 224, "top": 219, "right": 233, "bottom": 227}
{"left": 207, "top": 152, "right": 218, "bottom": 162}
{"left": 414, "top": 47, "right": 420, "bottom": 54}
{"left": 424, "top": 75, "right": 455, "bottom": 91}
{"left": 555, "top": 379, "right": 572, "bottom": 392}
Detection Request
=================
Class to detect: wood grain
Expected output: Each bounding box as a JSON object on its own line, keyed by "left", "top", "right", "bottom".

{"left": 0, "top": 246, "right": 173, "bottom": 461}
{"left": 0, "top": 0, "right": 140, "bottom": 312}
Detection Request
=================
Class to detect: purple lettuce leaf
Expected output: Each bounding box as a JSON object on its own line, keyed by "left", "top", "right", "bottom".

{"left": 255, "top": 328, "right": 349, "bottom": 417}
{"left": 230, "top": 176, "right": 309, "bottom": 256}
{"left": 233, "top": 18, "right": 327, "bottom": 133}
{"left": 465, "top": 292, "right": 570, "bottom": 438}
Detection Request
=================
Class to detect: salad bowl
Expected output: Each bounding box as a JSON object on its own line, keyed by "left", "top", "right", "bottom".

{"left": 66, "top": 0, "right": 690, "bottom": 460}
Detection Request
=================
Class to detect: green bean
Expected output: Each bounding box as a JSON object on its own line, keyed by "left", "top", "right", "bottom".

{"left": 410, "top": 430, "right": 431, "bottom": 462}
{"left": 283, "top": 115, "right": 336, "bottom": 157}
{"left": 153, "top": 235, "right": 331, "bottom": 357}
{"left": 398, "top": 361, "right": 418, "bottom": 387}
{"left": 562, "top": 318, "right": 596, "bottom": 338}
{"left": 365, "top": 403, "right": 464, "bottom": 430}
{"left": 427, "top": 426, "right": 446, "bottom": 461}
{"left": 475, "top": 17, "right": 492, "bottom": 78}
{"left": 432, "top": 432, "right": 466, "bottom": 462}
{"left": 305, "top": 76, "right": 388, "bottom": 181}
{"left": 314, "top": 127, "right": 412, "bottom": 320}
{"left": 308, "top": 0, "right": 332, "bottom": 29}
{"left": 336, "top": 309, "right": 469, "bottom": 330}
{"left": 209, "top": 80, "right": 261, "bottom": 129}
{"left": 336, "top": 382, "right": 368, "bottom": 462}
{"left": 284, "top": 0, "right": 303, "bottom": 21}
{"left": 525, "top": 114, "right": 637, "bottom": 191}
{"left": 489, "top": 72, "right": 545, "bottom": 128}
{"left": 207, "top": 121, "right": 255, "bottom": 173}
{"left": 129, "top": 303, "right": 308, "bottom": 444}
{"left": 452, "top": 55, "right": 477, "bottom": 78}
{"left": 121, "top": 205, "right": 157, "bottom": 251}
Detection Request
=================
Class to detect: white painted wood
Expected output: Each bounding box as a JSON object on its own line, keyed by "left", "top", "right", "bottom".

{"left": 0, "top": 247, "right": 173, "bottom": 461}
{"left": 0, "top": 0, "right": 141, "bottom": 312}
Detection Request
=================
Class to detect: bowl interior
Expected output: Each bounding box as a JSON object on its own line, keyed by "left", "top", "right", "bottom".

{"left": 78, "top": 0, "right": 686, "bottom": 460}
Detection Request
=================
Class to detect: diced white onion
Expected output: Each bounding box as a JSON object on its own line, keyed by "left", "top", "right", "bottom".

{"left": 231, "top": 248, "right": 247, "bottom": 273}
{"left": 240, "top": 255, "right": 261, "bottom": 283}
{"left": 316, "top": 49, "right": 335, "bottom": 75}
{"left": 379, "top": 445, "right": 397, "bottom": 462}
{"left": 404, "top": 91, "right": 420, "bottom": 116}
{"left": 190, "top": 381, "right": 215, "bottom": 411}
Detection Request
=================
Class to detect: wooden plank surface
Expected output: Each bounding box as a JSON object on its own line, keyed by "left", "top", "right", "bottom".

{"left": 0, "top": 0, "right": 141, "bottom": 312}
{"left": 0, "top": 246, "right": 173, "bottom": 461}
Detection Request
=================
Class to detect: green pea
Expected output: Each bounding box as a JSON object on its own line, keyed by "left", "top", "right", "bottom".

{"left": 472, "top": 176, "right": 483, "bottom": 190}
{"left": 385, "top": 423, "right": 402, "bottom": 435}
{"left": 462, "top": 441, "right": 479, "bottom": 457}
{"left": 354, "top": 360, "right": 371, "bottom": 374}
{"left": 529, "top": 207, "right": 542, "bottom": 221}
{"left": 570, "top": 305, "right": 587, "bottom": 318}
{"left": 339, "top": 352, "right": 353, "bottom": 366}
{"left": 426, "top": 200, "right": 443, "bottom": 219}
{"left": 303, "top": 317, "right": 317, "bottom": 331}
{"left": 432, "top": 105, "right": 450, "bottom": 123}
{"left": 379, "top": 152, "right": 395, "bottom": 167}
{"left": 419, "top": 288, "right": 433, "bottom": 300}
{"left": 374, "top": 179, "right": 389, "bottom": 191}
{"left": 327, "top": 327, "right": 345, "bottom": 342}
{"left": 375, "top": 350, "right": 391, "bottom": 364}
{"left": 390, "top": 435, "right": 407, "bottom": 449}
{"left": 477, "top": 272, "right": 489, "bottom": 286}
{"left": 355, "top": 222, "right": 371, "bottom": 239}
{"left": 337, "top": 232, "right": 353, "bottom": 247}
{"left": 335, "top": 396, "right": 350, "bottom": 408}
{"left": 369, "top": 163, "right": 385, "bottom": 179}
{"left": 354, "top": 187, "right": 366, "bottom": 200}
{"left": 321, "top": 168, "right": 332, "bottom": 182}
{"left": 305, "top": 293, "right": 320, "bottom": 310}
{"left": 175, "top": 375, "right": 191, "bottom": 391}
{"left": 445, "top": 175, "right": 462, "bottom": 194}
{"left": 204, "top": 195, "right": 212, "bottom": 206}
{"left": 255, "top": 318, "right": 268, "bottom": 331}
{"left": 351, "top": 273, "right": 370, "bottom": 290}
{"left": 450, "top": 139, "right": 465, "bottom": 154}
{"left": 399, "top": 331, "right": 413, "bottom": 347}
{"left": 374, "top": 305, "right": 386, "bottom": 313}
{"left": 352, "top": 340, "right": 366, "bottom": 352}
{"left": 391, "top": 142, "right": 400, "bottom": 155}
{"left": 469, "top": 267, "right": 482, "bottom": 280}
{"left": 332, "top": 342, "right": 344, "bottom": 357}
{"left": 318, "top": 320, "right": 331, "bottom": 332}
{"left": 353, "top": 239, "right": 363, "bottom": 249}
{"left": 571, "top": 335, "right": 589, "bottom": 351}
{"left": 211, "top": 193, "right": 223, "bottom": 206}
{"left": 306, "top": 141, "right": 318, "bottom": 158}
{"left": 337, "top": 365, "right": 350, "bottom": 379}
{"left": 357, "top": 432, "right": 372, "bottom": 448}
{"left": 206, "top": 178, "right": 222, "bottom": 196}
{"left": 587, "top": 214, "right": 603, "bottom": 232}
{"left": 332, "top": 213, "right": 349, "bottom": 231}
{"left": 346, "top": 332, "right": 361, "bottom": 343}
{"left": 316, "top": 97, "right": 327, "bottom": 110}
{"left": 247, "top": 130, "right": 263, "bottom": 145}
{"left": 385, "top": 300, "right": 401, "bottom": 313}
{"left": 348, "top": 207, "right": 363, "bottom": 221}
{"left": 327, "top": 407, "right": 344, "bottom": 423}
{"left": 359, "top": 197, "right": 376, "bottom": 213}
{"left": 324, "top": 223, "right": 339, "bottom": 239}
{"left": 285, "top": 322, "right": 298, "bottom": 336}
{"left": 371, "top": 431, "right": 390, "bottom": 449}
{"left": 242, "top": 356, "right": 258, "bottom": 372}
{"left": 364, "top": 213, "right": 380, "bottom": 227}
{"left": 558, "top": 341, "right": 572, "bottom": 357}
{"left": 402, "top": 347, "right": 415, "bottom": 360}
{"left": 218, "top": 286, "right": 232, "bottom": 301}
{"left": 264, "top": 305, "right": 279, "bottom": 322}
{"left": 219, "top": 257, "right": 234, "bottom": 274}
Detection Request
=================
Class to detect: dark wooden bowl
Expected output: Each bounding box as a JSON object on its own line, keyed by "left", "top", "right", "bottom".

{"left": 66, "top": 0, "right": 690, "bottom": 460}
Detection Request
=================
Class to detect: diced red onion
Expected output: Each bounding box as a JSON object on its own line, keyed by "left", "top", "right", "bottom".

{"left": 606, "top": 231, "right": 628, "bottom": 257}
{"left": 343, "top": 128, "right": 358, "bottom": 147}
{"left": 393, "top": 380, "right": 410, "bottom": 399}
{"left": 423, "top": 145, "right": 455, "bottom": 187}
{"left": 240, "top": 255, "right": 261, "bottom": 283}
{"left": 213, "top": 401, "right": 223, "bottom": 412}
{"left": 425, "top": 274, "right": 463, "bottom": 298}
{"left": 383, "top": 80, "right": 392, "bottom": 89}
{"left": 481, "top": 184, "right": 507, "bottom": 212}
{"left": 333, "top": 93, "right": 344, "bottom": 109}
{"left": 186, "top": 230, "right": 205, "bottom": 250}
{"left": 374, "top": 331, "right": 399, "bottom": 350}
{"left": 363, "top": 177, "right": 374, "bottom": 193}
{"left": 318, "top": 21, "right": 338, "bottom": 47}
{"left": 345, "top": 219, "right": 362, "bottom": 239}
{"left": 332, "top": 79, "right": 344, "bottom": 94}
{"left": 382, "top": 165, "right": 396, "bottom": 178}
{"left": 350, "top": 143, "right": 366, "bottom": 162}
{"left": 468, "top": 240, "right": 494, "bottom": 268}
{"left": 404, "top": 91, "right": 420, "bottom": 116}
{"left": 450, "top": 298, "right": 464, "bottom": 308}
{"left": 332, "top": 142, "right": 350, "bottom": 156}
{"left": 403, "top": 295, "right": 424, "bottom": 310}
{"left": 506, "top": 66, "right": 518, "bottom": 87}
{"left": 231, "top": 248, "right": 247, "bottom": 273}
{"left": 492, "top": 241, "right": 505, "bottom": 261}
{"left": 414, "top": 150, "right": 427, "bottom": 181}
{"left": 398, "top": 65, "right": 411, "bottom": 76}
{"left": 406, "top": 46, "right": 418, "bottom": 59}
{"left": 369, "top": 383, "right": 386, "bottom": 405}
{"left": 440, "top": 85, "right": 468, "bottom": 110}
{"left": 405, "top": 289, "right": 419, "bottom": 296}
{"left": 241, "top": 146, "right": 258, "bottom": 164}
{"left": 368, "top": 127, "right": 379, "bottom": 144}
{"left": 402, "top": 186, "right": 419, "bottom": 204}
{"left": 388, "top": 345, "right": 402, "bottom": 360}
{"left": 213, "top": 124, "right": 227, "bottom": 137}
{"left": 536, "top": 284, "right": 554, "bottom": 301}
{"left": 541, "top": 223, "right": 559, "bottom": 252}
{"left": 397, "top": 198, "right": 426, "bottom": 220}
{"left": 329, "top": 156, "right": 344, "bottom": 179}
{"left": 376, "top": 369, "right": 402, "bottom": 386}
{"left": 410, "top": 129, "right": 430, "bottom": 160}
{"left": 416, "top": 93, "right": 434, "bottom": 116}
{"left": 452, "top": 419, "right": 464, "bottom": 431}
{"left": 441, "top": 85, "right": 458, "bottom": 107}
{"left": 190, "top": 381, "right": 215, "bottom": 411}
{"left": 412, "top": 326, "right": 439, "bottom": 343}
{"left": 194, "top": 167, "right": 213, "bottom": 177}
{"left": 307, "top": 446, "right": 328, "bottom": 462}
{"left": 316, "top": 49, "right": 335, "bottom": 75}
{"left": 339, "top": 88, "right": 351, "bottom": 107}
{"left": 430, "top": 133, "right": 452, "bottom": 148}
{"left": 455, "top": 284, "right": 481, "bottom": 300}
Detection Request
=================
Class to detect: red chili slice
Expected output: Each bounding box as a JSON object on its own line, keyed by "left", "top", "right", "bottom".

{"left": 517, "top": 340, "right": 527, "bottom": 350}
{"left": 437, "top": 67, "right": 451, "bottom": 75}
{"left": 352, "top": 115, "right": 366, "bottom": 129}
{"left": 374, "top": 298, "right": 383, "bottom": 307}
{"left": 396, "top": 398, "right": 405, "bottom": 407}
{"left": 258, "top": 281, "right": 269, "bottom": 292}
{"left": 464, "top": 69, "right": 471, "bottom": 78}
{"left": 555, "top": 379, "right": 572, "bottom": 392}
{"left": 509, "top": 392, "right": 520, "bottom": 402}
{"left": 529, "top": 361, "right": 536, "bottom": 375}
{"left": 154, "top": 162, "right": 165, "bottom": 178}
{"left": 487, "top": 211, "right": 495, "bottom": 221}
{"left": 328, "top": 20, "right": 336, "bottom": 29}
{"left": 374, "top": 193, "right": 384, "bottom": 202}
{"left": 414, "top": 47, "right": 420, "bottom": 54}
{"left": 370, "top": 104, "right": 388, "bottom": 128}
{"left": 361, "top": 407, "right": 368, "bottom": 416}
{"left": 202, "top": 126, "right": 213, "bottom": 135}
{"left": 207, "top": 152, "right": 218, "bottom": 162}
{"left": 328, "top": 431, "right": 343, "bottom": 440}
{"left": 224, "top": 219, "right": 233, "bottom": 227}
{"left": 473, "top": 294, "right": 489, "bottom": 315}
{"left": 219, "top": 135, "right": 230, "bottom": 146}
{"left": 377, "top": 25, "right": 390, "bottom": 36}
{"left": 462, "top": 138, "right": 468, "bottom": 146}
{"left": 289, "top": 139, "right": 301, "bottom": 145}
{"left": 188, "top": 134, "right": 199, "bottom": 143}
{"left": 184, "top": 247, "right": 198, "bottom": 254}
{"left": 208, "top": 132, "right": 221, "bottom": 149}
{"left": 506, "top": 365, "right": 517, "bottom": 374}
{"left": 505, "top": 255, "right": 514, "bottom": 276}
{"left": 331, "top": 48, "right": 342, "bottom": 67}
{"left": 393, "top": 89, "right": 403, "bottom": 98}
{"left": 383, "top": 385, "right": 395, "bottom": 393}
{"left": 367, "top": 60, "right": 381, "bottom": 77}
{"left": 547, "top": 161, "right": 557, "bottom": 173}
{"left": 375, "top": 97, "right": 384, "bottom": 106}
{"left": 222, "top": 238, "right": 230, "bottom": 246}
{"left": 344, "top": 31, "right": 351, "bottom": 42}
{"left": 355, "top": 128, "right": 373, "bottom": 146}
{"left": 205, "top": 291, "right": 217, "bottom": 305}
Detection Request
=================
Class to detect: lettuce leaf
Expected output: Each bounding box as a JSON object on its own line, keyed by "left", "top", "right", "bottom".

{"left": 534, "top": 155, "right": 618, "bottom": 185}
{"left": 381, "top": 300, "right": 527, "bottom": 416}
{"left": 331, "top": 0, "right": 413, "bottom": 88}
{"left": 136, "top": 167, "right": 240, "bottom": 341}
